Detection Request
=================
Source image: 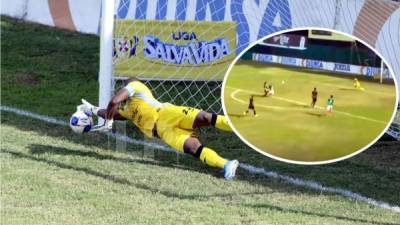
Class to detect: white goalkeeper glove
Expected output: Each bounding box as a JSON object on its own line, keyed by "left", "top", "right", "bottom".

{"left": 77, "top": 99, "right": 99, "bottom": 116}
{"left": 90, "top": 119, "right": 114, "bottom": 132}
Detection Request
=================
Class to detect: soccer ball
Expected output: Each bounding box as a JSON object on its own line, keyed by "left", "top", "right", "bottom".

{"left": 69, "top": 110, "right": 93, "bottom": 134}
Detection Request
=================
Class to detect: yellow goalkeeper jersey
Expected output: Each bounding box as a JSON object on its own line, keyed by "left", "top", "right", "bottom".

{"left": 118, "top": 80, "right": 162, "bottom": 137}
{"left": 354, "top": 80, "right": 361, "bottom": 89}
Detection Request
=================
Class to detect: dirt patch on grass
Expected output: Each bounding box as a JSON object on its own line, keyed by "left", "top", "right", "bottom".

{"left": 12, "top": 73, "right": 41, "bottom": 86}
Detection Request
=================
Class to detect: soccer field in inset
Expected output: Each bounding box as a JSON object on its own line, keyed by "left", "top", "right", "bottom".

{"left": 224, "top": 61, "right": 397, "bottom": 162}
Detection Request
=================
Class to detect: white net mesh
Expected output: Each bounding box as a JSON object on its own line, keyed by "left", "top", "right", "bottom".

{"left": 112, "top": 1, "right": 239, "bottom": 113}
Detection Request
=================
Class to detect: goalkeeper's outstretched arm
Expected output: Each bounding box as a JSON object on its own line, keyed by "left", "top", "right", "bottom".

{"left": 81, "top": 89, "right": 129, "bottom": 132}
{"left": 104, "top": 88, "right": 129, "bottom": 121}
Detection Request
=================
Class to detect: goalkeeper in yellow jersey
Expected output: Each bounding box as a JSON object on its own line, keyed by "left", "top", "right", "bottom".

{"left": 353, "top": 78, "right": 364, "bottom": 90}
{"left": 78, "top": 78, "right": 239, "bottom": 180}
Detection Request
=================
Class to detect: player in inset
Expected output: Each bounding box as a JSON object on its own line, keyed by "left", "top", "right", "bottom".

{"left": 311, "top": 87, "right": 318, "bottom": 108}
{"left": 263, "top": 81, "right": 269, "bottom": 96}
{"left": 354, "top": 78, "right": 364, "bottom": 90}
{"left": 244, "top": 95, "right": 257, "bottom": 116}
{"left": 326, "top": 95, "right": 334, "bottom": 114}
{"left": 78, "top": 78, "right": 239, "bottom": 180}
{"left": 264, "top": 84, "right": 275, "bottom": 97}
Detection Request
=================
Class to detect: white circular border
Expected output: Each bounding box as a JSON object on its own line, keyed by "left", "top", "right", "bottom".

{"left": 221, "top": 27, "right": 399, "bottom": 165}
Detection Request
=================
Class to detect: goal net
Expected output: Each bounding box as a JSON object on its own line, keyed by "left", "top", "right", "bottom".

{"left": 108, "top": 3, "right": 238, "bottom": 116}
{"left": 98, "top": 0, "right": 293, "bottom": 118}
{"left": 97, "top": 0, "right": 239, "bottom": 152}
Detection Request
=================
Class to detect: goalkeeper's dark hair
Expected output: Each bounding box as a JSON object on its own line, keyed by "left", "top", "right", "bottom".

{"left": 123, "top": 77, "right": 139, "bottom": 86}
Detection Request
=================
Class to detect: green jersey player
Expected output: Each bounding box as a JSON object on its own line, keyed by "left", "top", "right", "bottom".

{"left": 326, "top": 95, "right": 334, "bottom": 114}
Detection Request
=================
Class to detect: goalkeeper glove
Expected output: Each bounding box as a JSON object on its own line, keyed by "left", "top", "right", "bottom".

{"left": 78, "top": 99, "right": 100, "bottom": 116}
{"left": 90, "top": 119, "right": 114, "bottom": 132}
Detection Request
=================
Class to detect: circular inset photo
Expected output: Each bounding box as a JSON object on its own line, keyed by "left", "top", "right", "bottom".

{"left": 222, "top": 28, "right": 398, "bottom": 164}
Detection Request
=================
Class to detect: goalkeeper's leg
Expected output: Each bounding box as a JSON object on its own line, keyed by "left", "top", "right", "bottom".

{"left": 192, "top": 111, "right": 232, "bottom": 132}
{"left": 157, "top": 125, "right": 238, "bottom": 180}
{"left": 183, "top": 136, "right": 238, "bottom": 180}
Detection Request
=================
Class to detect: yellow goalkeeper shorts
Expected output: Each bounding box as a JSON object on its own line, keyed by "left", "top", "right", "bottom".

{"left": 156, "top": 104, "right": 201, "bottom": 153}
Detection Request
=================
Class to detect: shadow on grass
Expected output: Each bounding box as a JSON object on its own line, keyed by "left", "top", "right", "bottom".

{"left": 0, "top": 111, "right": 146, "bottom": 152}
{"left": 228, "top": 113, "right": 246, "bottom": 118}
{"left": 289, "top": 103, "right": 310, "bottom": 109}
{"left": 25, "top": 143, "right": 287, "bottom": 195}
{"left": 339, "top": 88, "right": 359, "bottom": 91}
{"left": 2, "top": 111, "right": 400, "bottom": 206}
{"left": 28, "top": 144, "right": 193, "bottom": 171}
{"left": 304, "top": 111, "right": 325, "bottom": 117}
{"left": 2, "top": 148, "right": 270, "bottom": 201}
{"left": 243, "top": 203, "right": 400, "bottom": 225}
{"left": 253, "top": 94, "right": 266, "bottom": 98}
{"left": 3, "top": 147, "right": 399, "bottom": 225}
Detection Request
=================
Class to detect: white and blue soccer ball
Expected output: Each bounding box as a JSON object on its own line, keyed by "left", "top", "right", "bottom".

{"left": 69, "top": 110, "right": 93, "bottom": 134}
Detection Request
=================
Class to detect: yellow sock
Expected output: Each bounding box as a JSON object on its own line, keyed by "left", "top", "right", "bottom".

{"left": 199, "top": 147, "right": 227, "bottom": 169}
{"left": 215, "top": 115, "right": 232, "bottom": 132}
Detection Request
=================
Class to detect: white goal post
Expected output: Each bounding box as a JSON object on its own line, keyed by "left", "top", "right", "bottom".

{"left": 98, "top": 0, "right": 115, "bottom": 124}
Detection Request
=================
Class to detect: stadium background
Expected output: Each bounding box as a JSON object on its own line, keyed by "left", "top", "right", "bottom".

{"left": 243, "top": 30, "right": 381, "bottom": 67}
{"left": 242, "top": 30, "right": 391, "bottom": 80}
{"left": 2, "top": 1, "right": 400, "bottom": 224}
{"left": 2, "top": 0, "right": 400, "bottom": 84}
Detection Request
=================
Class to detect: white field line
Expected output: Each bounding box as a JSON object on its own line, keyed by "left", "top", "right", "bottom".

{"left": 230, "top": 89, "right": 309, "bottom": 112}
{"left": 0, "top": 106, "right": 174, "bottom": 152}
{"left": 239, "top": 163, "right": 400, "bottom": 213}
{"left": 227, "top": 86, "right": 387, "bottom": 125}
{"left": 1, "top": 105, "right": 399, "bottom": 213}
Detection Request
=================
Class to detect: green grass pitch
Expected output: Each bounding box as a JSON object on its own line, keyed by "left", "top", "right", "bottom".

{"left": 224, "top": 62, "right": 397, "bottom": 162}
{"left": 1, "top": 16, "right": 400, "bottom": 225}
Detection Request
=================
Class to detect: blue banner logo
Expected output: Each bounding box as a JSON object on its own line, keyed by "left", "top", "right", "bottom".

{"left": 144, "top": 35, "right": 231, "bottom": 65}
{"left": 334, "top": 63, "right": 350, "bottom": 72}
{"left": 281, "top": 57, "right": 297, "bottom": 66}
{"left": 306, "top": 60, "right": 323, "bottom": 69}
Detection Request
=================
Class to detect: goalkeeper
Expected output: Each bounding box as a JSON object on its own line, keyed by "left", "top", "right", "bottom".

{"left": 79, "top": 78, "right": 239, "bottom": 180}
{"left": 353, "top": 78, "right": 364, "bottom": 90}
